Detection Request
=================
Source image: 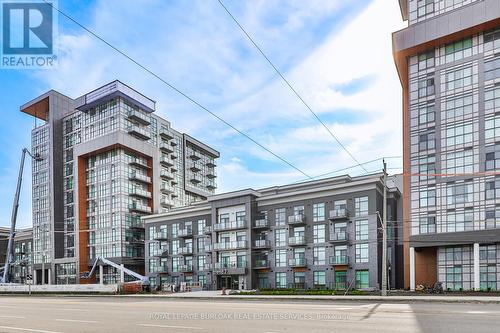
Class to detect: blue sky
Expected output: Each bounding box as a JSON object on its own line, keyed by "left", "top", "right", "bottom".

{"left": 0, "top": 0, "right": 406, "bottom": 228}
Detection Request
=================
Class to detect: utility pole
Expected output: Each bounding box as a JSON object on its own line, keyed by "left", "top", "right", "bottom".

{"left": 381, "top": 159, "right": 388, "bottom": 296}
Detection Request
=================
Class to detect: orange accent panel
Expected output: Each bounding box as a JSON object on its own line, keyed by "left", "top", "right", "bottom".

{"left": 77, "top": 156, "right": 93, "bottom": 283}
{"left": 415, "top": 248, "right": 437, "bottom": 287}
{"left": 21, "top": 97, "right": 49, "bottom": 121}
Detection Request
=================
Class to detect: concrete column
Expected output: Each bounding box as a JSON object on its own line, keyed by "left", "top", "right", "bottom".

{"left": 409, "top": 247, "right": 415, "bottom": 291}
{"left": 99, "top": 265, "right": 104, "bottom": 285}
{"left": 33, "top": 269, "right": 37, "bottom": 285}
{"left": 474, "top": 243, "right": 480, "bottom": 291}
{"left": 120, "top": 264, "right": 125, "bottom": 283}
{"left": 48, "top": 268, "right": 52, "bottom": 285}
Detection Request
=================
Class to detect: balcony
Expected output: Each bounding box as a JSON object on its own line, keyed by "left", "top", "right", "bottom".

{"left": 253, "top": 259, "right": 270, "bottom": 269}
{"left": 159, "top": 142, "right": 173, "bottom": 153}
{"left": 129, "top": 171, "right": 151, "bottom": 184}
{"left": 127, "top": 125, "right": 150, "bottom": 140}
{"left": 160, "top": 170, "right": 174, "bottom": 180}
{"left": 190, "top": 174, "right": 202, "bottom": 184}
{"left": 153, "top": 249, "right": 169, "bottom": 258}
{"left": 213, "top": 241, "right": 247, "bottom": 251}
{"left": 206, "top": 159, "right": 217, "bottom": 168}
{"left": 171, "top": 153, "right": 178, "bottom": 160}
{"left": 179, "top": 264, "right": 193, "bottom": 273}
{"left": 160, "top": 184, "right": 173, "bottom": 194}
{"left": 160, "top": 197, "right": 174, "bottom": 208}
{"left": 189, "top": 151, "right": 202, "bottom": 160}
{"left": 207, "top": 183, "right": 217, "bottom": 190}
{"left": 253, "top": 240, "right": 271, "bottom": 249}
{"left": 129, "top": 202, "right": 151, "bottom": 214}
{"left": 213, "top": 262, "right": 247, "bottom": 275}
{"left": 126, "top": 236, "right": 144, "bottom": 245}
{"left": 288, "top": 214, "right": 306, "bottom": 225}
{"left": 129, "top": 157, "right": 149, "bottom": 169}
{"left": 213, "top": 220, "right": 247, "bottom": 231}
{"left": 204, "top": 226, "right": 212, "bottom": 234}
{"left": 330, "top": 255, "right": 348, "bottom": 266}
{"left": 126, "top": 109, "right": 150, "bottom": 125}
{"left": 253, "top": 218, "right": 269, "bottom": 229}
{"left": 288, "top": 258, "right": 307, "bottom": 267}
{"left": 329, "top": 208, "right": 349, "bottom": 220}
{"left": 329, "top": 231, "right": 348, "bottom": 243}
{"left": 129, "top": 188, "right": 152, "bottom": 199}
{"left": 189, "top": 161, "right": 202, "bottom": 172}
{"left": 178, "top": 228, "right": 193, "bottom": 238}
{"left": 157, "top": 265, "right": 169, "bottom": 274}
{"left": 154, "top": 231, "right": 168, "bottom": 241}
{"left": 206, "top": 169, "right": 217, "bottom": 179}
{"left": 288, "top": 236, "right": 306, "bottom": 246}
{"left": 126, "top": 214, "right": 144, "bottom": 229}
{"left": 178, "top": 247, "right": 193, "bottom": 255}
{"left": 159, "top": 128, "right": 174, "bottom": 140}
{"left": 160, "top": 156, "right": 173, "bottom": 167}
{"left": 204, "top": 244, "right": 213, "bottom": 252}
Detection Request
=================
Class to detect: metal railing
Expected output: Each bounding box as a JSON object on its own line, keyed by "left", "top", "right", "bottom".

{"left": 329, "top": 255, "right": 348, "bottom": 265}
{"left": 288, "top": 258, "right": 307, "bottom": 267}
{"left": 253, "top": 218, "right": 269, "bottom": 228}
{"left": 288, "top": 236, "right": 306, "bottom": 246}
{"left": 329, "top": 208, "right": 349, "bottom": 219}
{"left": 329, "top": 231, "right": 348, "bottom": 242}
{"left": 213, "top": 241, "right": 247, "bottom": 251}
{"left": 288, "top": 214, "right": 306, "bottom": 224}
{"left": 213, "top": 220, "right": 247, "bottom": 231}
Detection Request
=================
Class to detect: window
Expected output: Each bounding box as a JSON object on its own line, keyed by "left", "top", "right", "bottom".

{"left": 275, "top": 272, "right": 287, "bottom": 289}
{"left": 419, "top": 216, "right": 436, "bottom": 234}
{"left": 480, "top": 245, "right": 496, "bottom": 261}
{"left": 293, "top": 272, "right": 305, "bottom": 288}
{"left": 442, "top": 93, "right": 474, "bottom": 120}
{"left": 485, "top": 115, "right": 500, "bottom": 141}
{"left": 419, "top": 187, "right": 436, "bottom": 207}
{"left": 197, "top": 256, "right": 205, "bottom": 270}
{"left": 445, "top": 210, "right": 474, "bottom": 232}
{"left": 313, "top": 224, "right": 326, "bottom": 243}
{"left": 417, "top": 0, "right": 434, "bottom": 17}
{"left": 418, "top": 76, "right": 435, "bottom": 97}
{"left": 446, "top": 181, "right": 473, "bottom": 205}
{"left": 418, "top": 155, "right": 436, "bottom": 181}
{"left": 197, "top": 219, "right": 205, "bottom": 236}
{"left": 485, "top": 178, "right": 500, "bottom": 200}
{"left": 275, "top": 229, "right": 286, "bottom": 247}
{"left": 485, "top": 86, "right": 500, "bottom": 113}
{"left": 418, "top": 104, "right": 435, "bottom": 124}
{"left": 480, "top": 265, "right": 497, "bottom": 291}
{"left": 355, "top": 270, "right": 369, "bottom": 289}
{"left": 485, "top": 57, "right": 500, "bottom": 81}
{"left": 444, "top": 66, "right": 473, "bottom": 91}
{"left": 355, "top": 243, "right": 369, "bottom": 263}
{"left": 335, "top": 271, "right": 347, "bottom": 290}
{"left": 444, "top": 123, "right": 473, "bottom": 147}
{"left": 313, "top": 203, "right": 325, "bottom": 222}
{"left": 354, "top": 197, "right": 368, "bottom": 217}
{"left": 293, "top": 205, "right": 304, "bottom": 216}
{"left": 355, "top": 219, "right": 369, "bottom": 240}
{"left": 445, "top": 266, "right": 462, "bottom": 291}
{"left": 486, "top": 145, "right": 500, "bottom": 171}
{"left": 485, "top": 210, "right": 500, "bottom": 229}
{"left": 275, "top": 208, "right": 286, "bottom": 226}
{"left": 484, "top": 27, "right": 500, "bottom": 52}
{"left": 313, "top": 271, "right": 326, "bottom": 288}
{"left": 418, "top": 50, "right": 435, "bottom": 70}
{"left": 313, "top": 247, "right": 326, "bottom": 265}
{"left": 444, "top": 38, "right": 472, "bottom": 63}
{"left": 442, "top": 148, "right": 475, "bottom": 175}
{"left": 419, "top": 131, "right": 436, "bottom": 151}
{"left": 275, "top": 249, "right": 287, "bottom": 267}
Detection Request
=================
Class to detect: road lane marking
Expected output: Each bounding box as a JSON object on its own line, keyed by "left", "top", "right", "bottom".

{"left": 54, "top": 319, "right": 98, "bottom": 324}
{"left": 0, "top": 315, "right": 26, "bottom": 319}
{"left": 0, "top": 326, "right": 63, "bottom": 333}
{"left": 138, "top": 323, "right": 203, "bottom": 330}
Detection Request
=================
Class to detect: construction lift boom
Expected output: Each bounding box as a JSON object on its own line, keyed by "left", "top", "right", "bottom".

{"left": 1, "top": 148, "right": 42, "bottom": 284}
{"left": 82, "top": 257, "right": 150, "bottom": 286}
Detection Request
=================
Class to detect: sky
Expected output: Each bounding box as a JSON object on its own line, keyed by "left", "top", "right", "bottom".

{"left": 0, "top": 0, "right": 407, "bottom": 228}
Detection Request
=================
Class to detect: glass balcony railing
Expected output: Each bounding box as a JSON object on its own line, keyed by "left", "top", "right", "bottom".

{"left": 129, "top": 188, "right": 152, "bottom": 199}
{"left": 253, "top": 240, "right": 271, "bottom": 248}
{"left": 213, "top": 241, "right": 247, "bottom": 251}
{"left": 213, "top": 220, "right": 247, "bottom": 231}
{"left": 329, "top": 231, "right": 348, "bottom": 242}
{"left": 129, "top": 202, "right": 151, "bottom": 213}
{"left": 329, "top": 208, "right": 349, "bottom": 220}
{"left": 330, "top": 255, "right": 348, "bottom": 265}
{"left": 129, "top": 171, "right": 151, "bottom": 184}
{"left": 159, "top": 142, "right": 173, "bottom": 153}
{"left": 178, "top": 247, "right": 193, "bottom": 255}
{"left": 178, "top": 228, "right": 193, "bottom": 238}
{"left": 253, "top": 218, "right": 269, "bottom": 228}
{"left": 127, "top": 125, "right": 150, "bottom": 140}
{"left": 126, "top": 109, "right": 151, "bottom": 125}
{"left": 288, "top": 236, "right": 306, "bottom": 246}
{"left": 288, "top": 214, "right": 306, "bottom": 224}
{"left": 288, "top": 258, "right": 307, "bottom": 267}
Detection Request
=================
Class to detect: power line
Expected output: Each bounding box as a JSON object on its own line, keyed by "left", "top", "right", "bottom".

{"left": 216, "top": 0, "right": 369, "bottom": 173}
{"left": 41, "top": 1, "right": 313, "bottom": 180}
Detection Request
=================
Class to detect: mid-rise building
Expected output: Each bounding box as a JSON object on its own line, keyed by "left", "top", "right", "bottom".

{"left": 394, "top": 0, "right": 500, "bottom": 290}
{"left": 21, "top": 80, "right": 219, "bottom": 284}
{"left": 143, "top": 173, "right": 402, "bottom": 291}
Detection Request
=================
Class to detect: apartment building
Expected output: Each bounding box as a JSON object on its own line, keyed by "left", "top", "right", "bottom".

{"left": 21, "top": 80, "right": 219, "bottom": 285}
{"left": 0, "top": 227, "right": 33, "bottom": 284}
{"left": 143, "top": 174, "right": 402, "bottom": 291}
{"left": 394, "top": 0, "right": 500, "bottom": 290}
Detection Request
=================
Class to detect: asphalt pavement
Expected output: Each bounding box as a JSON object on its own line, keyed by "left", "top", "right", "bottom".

{"left": 0, "top": 296, "right": 499, "bottom": 332}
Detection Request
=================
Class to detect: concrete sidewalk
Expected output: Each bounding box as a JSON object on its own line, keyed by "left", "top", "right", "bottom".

{"left": 124, "top": 290, "right": 500, "bottom": 303}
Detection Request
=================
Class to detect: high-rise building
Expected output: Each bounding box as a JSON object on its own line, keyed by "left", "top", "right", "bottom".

{"left": 21, "top": 80, "right": 219, "bottom": 284}
{"left": 143, "top": 173, "right": 403, "bottom": 291}
{"left": 394, "top": 0, "right": 500, "bottom": 291}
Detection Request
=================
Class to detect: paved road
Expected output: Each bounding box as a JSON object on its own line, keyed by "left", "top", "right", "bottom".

{"left": 0, "top": 296, "right": 500, "bottom": 332}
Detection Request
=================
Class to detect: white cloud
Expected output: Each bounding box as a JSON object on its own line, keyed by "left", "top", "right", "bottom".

{"left": 34, "top": 0, "right": 406, "bottom": 194}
